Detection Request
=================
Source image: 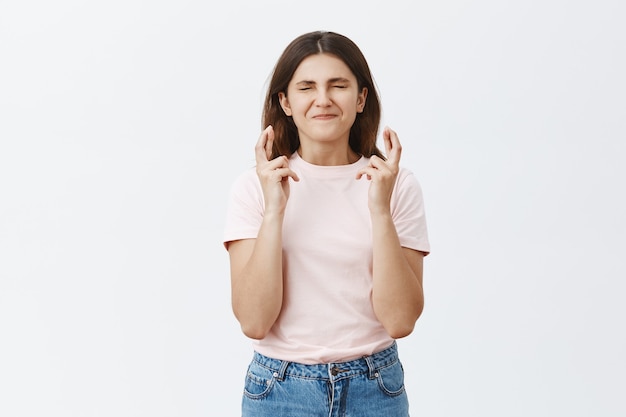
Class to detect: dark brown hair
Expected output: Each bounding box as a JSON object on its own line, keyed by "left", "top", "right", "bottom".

{"left": 263, "top": 31, "right": 384, "bottom": 160}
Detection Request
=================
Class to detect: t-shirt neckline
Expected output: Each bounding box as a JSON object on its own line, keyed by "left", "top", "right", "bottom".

{"left": 290, "top": 151, "right": 367, "bottom": 178}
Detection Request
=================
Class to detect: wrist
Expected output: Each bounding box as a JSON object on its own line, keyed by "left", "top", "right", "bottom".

{"left": 368, "top": 205, "right": 392, "bottom": 218}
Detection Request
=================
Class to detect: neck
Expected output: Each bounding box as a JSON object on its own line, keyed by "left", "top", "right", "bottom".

{"left": 297, "top": 144, "right": 360, "bottom": 166}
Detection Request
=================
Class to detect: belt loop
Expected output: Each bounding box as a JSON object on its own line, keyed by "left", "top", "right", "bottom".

{"left": 363, "top": 353, "right": 377, "bottom": 379}
{"left": 276, "top": 360, "right": 290, "bottom": 381}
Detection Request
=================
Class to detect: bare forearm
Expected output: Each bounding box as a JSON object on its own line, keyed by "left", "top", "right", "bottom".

{"left": 231, "top": 213, "right": 284, "bottom": 339}
{"left": 371, "top": 213, "right": 424, "bottom": 338}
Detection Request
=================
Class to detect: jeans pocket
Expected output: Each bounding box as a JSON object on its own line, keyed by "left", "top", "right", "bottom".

{"left": 376, "top": 360, "right": 406, "bottom": 397}
{"left": 243, "top": 362, "right": 276, "bottom": 400}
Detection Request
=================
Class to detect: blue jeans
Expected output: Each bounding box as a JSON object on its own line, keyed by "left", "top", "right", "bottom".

{"left": 241, "top": 342, "right": 409, "bottom": 417}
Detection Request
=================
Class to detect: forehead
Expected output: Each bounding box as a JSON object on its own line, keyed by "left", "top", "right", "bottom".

{"left": 290, "top": 53, "right": 356, "bottom": 82}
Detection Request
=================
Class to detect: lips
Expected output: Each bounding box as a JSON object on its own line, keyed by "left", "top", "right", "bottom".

{"left": 312, "top": 113, "right": 337, "bottom": 120}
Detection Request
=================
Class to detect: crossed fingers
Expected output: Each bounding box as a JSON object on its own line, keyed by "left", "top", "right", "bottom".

{"left": 255, "top": 125, "right": 299, "bottom": 183}
{"left": 356, "top": 126, "right": 402, "bottom": 180}
{"left": 382, "top": 126, "right": 402, "bottom": 167}
{"left": 255, "top": 125, "right": 275, "bottom": 164}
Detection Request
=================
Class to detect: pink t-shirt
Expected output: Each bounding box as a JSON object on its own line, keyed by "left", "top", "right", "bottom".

{"left": 223, "top": 152, "right": 430, "bottom": 364}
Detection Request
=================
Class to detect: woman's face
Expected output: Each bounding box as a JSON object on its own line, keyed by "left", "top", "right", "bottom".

{"left": 279, "top": 53, "right": 367, "bottom": 148}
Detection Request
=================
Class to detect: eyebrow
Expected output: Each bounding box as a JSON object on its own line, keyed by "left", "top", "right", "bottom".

{"left": 294, "top": 77, "right": 351, "bottom": 86}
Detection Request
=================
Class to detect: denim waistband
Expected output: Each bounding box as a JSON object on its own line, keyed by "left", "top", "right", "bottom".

{"left": 251, "top": 342, "right": 399, "bottom": 381}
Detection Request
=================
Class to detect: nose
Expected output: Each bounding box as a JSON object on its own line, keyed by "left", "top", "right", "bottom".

{"left": 314, "top": 88, "right": 332, "bottom": 106}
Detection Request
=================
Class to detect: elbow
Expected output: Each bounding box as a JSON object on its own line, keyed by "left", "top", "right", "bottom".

{"left": 382, "top": 304, "right": 424, "bottom": 339}
{"left": 386, "top": 322, "right": 416, "bottom": 339}
{"left": 235, "top": 311, "right": 276, "bottom": 340}
{"left": 232, "top": 299, "right": 280, "bottom": 340}
{"left": 240, "top": 322, "right": 271, "bottom": 340}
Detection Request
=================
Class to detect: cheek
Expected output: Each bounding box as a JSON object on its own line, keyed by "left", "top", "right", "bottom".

{"left": 292, "top": 101, "right": 313, "bottom": 117}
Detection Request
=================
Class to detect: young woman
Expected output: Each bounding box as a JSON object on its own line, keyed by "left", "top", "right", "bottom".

{"left": 223, "top": 31, "right": 430, "bottom": 417}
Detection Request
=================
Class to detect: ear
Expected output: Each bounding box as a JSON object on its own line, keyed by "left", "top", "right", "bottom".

{"left": 357, "top": 87, "right": 368, "bottom": 113}
{"left": 278, "top": 92, "right": 292, "bottom": 116}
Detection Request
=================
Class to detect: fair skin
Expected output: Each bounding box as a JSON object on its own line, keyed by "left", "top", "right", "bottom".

{"left": 228, "top": 53, "right": 424, "bottom": 339}
{"left": 278, "top": 53, "right": 367, "bottom": 166}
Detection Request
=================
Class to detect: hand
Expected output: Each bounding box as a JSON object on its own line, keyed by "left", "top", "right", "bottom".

{"left": 356, "top": 126, "right": 402, "bottom": 215}
{"left": 255, "top": 125, "right": 299, "bottom": 215}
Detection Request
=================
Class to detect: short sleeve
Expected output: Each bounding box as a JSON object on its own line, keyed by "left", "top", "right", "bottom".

{"left": 223, "top": 168, "right": 265, "bottom": 249}
{"left": 391, "top": 168, "right": 431, "bottom": 255}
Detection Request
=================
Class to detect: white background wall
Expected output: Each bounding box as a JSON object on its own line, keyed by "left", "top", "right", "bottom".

{"left": 1, "top": 1, "right": 624, "bottom": 416}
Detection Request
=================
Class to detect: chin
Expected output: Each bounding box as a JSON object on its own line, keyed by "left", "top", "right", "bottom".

{"left": 303, "top": 127, "right": 351, "bottom": 143}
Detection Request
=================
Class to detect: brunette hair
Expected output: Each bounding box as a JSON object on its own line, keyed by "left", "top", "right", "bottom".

{"left": 262, "top": 31, "right": 384, "bottom": 160}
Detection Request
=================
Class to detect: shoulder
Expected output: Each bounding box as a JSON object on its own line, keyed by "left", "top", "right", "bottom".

{"left": 391, "top": 166, "right": 427, "bottom": 210}
{"left": 230, "top": 166, "right": 261, "bottom": 192}
{"left": 226, "top": 167, "right": 264, "bottom": 210}
{"left": 395, "top": 166, "right": 423, "bottom": 191}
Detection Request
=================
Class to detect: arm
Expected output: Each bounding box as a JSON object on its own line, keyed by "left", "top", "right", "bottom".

{"left": 370, "top": 215, "right": 425, "bottom": 338}
{"left": 357, "top": 127, "right": 425, "bottom": 338}
{"left": 228, "top": 126, "right": 299, "bottom": 339}
{"left": 228, "top": 213, "right": 284, "bottom": 339}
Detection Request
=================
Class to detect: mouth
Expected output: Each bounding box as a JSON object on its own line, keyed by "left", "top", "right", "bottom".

{"left": 312, "top": 114, "right": 337, "bottom": 120}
